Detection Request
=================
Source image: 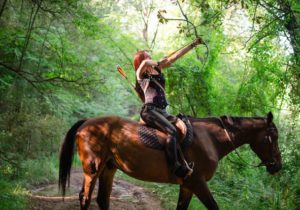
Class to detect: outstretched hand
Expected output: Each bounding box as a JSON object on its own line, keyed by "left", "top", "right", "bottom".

{"left": 192, "top": 37, "right": 203, "bottom": 46}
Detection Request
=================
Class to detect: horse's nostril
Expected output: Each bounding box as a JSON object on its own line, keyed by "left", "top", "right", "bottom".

{"left": 267, "top": 163, "right": 282, "bottom": 175}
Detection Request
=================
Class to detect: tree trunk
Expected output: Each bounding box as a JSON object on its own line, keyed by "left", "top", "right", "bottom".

{"left": 0, "top": 0, "right": 8, "bottom": 18}
{"left": 281, "top": 1, "right": 300, "bottom": 104}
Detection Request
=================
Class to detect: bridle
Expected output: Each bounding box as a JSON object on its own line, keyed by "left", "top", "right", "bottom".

{"left": 257, "top": 124, "right": 279, "bottom": 167}
{"left": 219, "top": 117, "right": 278, "bottom": 168}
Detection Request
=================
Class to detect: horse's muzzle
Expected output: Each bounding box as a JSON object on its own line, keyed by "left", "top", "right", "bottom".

{"left": 266, "top": 162, "right": 282, "bottom": 175}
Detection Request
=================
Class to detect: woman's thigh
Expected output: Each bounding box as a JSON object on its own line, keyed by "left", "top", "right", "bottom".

{"left": 141, "top": 108, "right": 177, "bottom": 135}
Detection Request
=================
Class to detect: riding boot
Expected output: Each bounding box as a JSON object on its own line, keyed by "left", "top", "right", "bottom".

{"left": 165, "top": 135, "right": 192, "bottom": 178}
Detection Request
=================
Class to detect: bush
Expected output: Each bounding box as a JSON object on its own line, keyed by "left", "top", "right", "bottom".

{"left": 20, "top": 156, "right": 59, "bottom": 187}
{"left": 0, "top": 177, "right": 27, "bottom": 210}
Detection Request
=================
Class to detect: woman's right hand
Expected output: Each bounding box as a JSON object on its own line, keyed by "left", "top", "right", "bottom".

{"left": 157, "top": 57, "right": 171, "bottom": 69}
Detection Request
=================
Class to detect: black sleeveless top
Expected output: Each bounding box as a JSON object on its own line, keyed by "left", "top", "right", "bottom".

{"left": 138, "top": 68, "right": 168, "bottom": 109}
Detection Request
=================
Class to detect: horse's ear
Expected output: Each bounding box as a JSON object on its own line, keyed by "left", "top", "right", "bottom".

{"left": 221, "top": 115, "right": 234, "bottom": 126}
{"left": 267, "top": 112, "right": 273, "bottom": 124}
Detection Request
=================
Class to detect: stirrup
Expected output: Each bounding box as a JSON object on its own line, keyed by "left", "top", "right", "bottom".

{"left": 183, "top": 160, "right": 194, "bottom": 179}
{"left": 176, "top": 147, "right": 194, "bottom": 179}
{"left": 174, "top": 161, "right": 194, "bottom": 179}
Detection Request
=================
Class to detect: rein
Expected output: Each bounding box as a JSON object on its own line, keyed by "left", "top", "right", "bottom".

{"left": 218, "top": 117, "right": 264, "bottom": 168}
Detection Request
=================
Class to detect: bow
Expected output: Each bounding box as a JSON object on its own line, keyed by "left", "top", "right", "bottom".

{"left": 158, "top": 0, "right": 209, "bottom": 71}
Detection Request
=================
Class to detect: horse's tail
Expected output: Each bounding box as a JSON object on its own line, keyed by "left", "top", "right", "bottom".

{"left": 59, "top": 119, "right": 86, "bottom": 197}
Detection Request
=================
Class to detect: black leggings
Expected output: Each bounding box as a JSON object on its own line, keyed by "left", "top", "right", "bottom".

{"left": 140, "top": 105, "right": 177, "bottom": 138}
{"left": 141, "top": 105, "right": 189, "bottom": 175}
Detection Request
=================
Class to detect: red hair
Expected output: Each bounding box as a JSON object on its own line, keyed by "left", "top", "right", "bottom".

{"left": 133, "top": 50, "right": 150, "bottom": 102}
{"left": 133, "top": 50, "right": 149, "bottom": 71}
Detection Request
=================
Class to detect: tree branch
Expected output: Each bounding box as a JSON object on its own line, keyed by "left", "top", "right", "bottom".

{"left": 0, "top": 0, "right": 8, "bottom": 18}
{"left": 185, "top": 92, "right": 196, "bottom": 117}
{"left": 158, "top": 2, "right": 201, "bottom": 60}
{"left": 245, "top": 13, "right": 286, "bottom": 48}
{"left": 0, "top": 62, "right": 40, "bottom": 90}
{"left": 176, "top": 0, "right": 198, "bottom": 37}
{"left": 105, "top": 36, "right": 133, "bottom": 67}
{"left": 0, "top": 61, "right": 101, "bottom": 91}
{"left": 0, "top": 150, "right": 19, "bottom": 167}
{"left": 18, "top": 0, "right": 42, "bottom": 71}
{"left": 150, "top": 22, "right": 159, "bottom": 50}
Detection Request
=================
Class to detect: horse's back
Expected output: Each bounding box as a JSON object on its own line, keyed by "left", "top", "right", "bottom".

{"left": 75, "top": 116, "right": 174, "bottom": 183}
{"left": 76, "top": 116, "right": 219, "bottom": 182}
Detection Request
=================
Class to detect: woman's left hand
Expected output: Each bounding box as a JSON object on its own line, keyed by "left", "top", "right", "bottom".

{"left": 192, "top": 37, "right": 203, "bottom": 46}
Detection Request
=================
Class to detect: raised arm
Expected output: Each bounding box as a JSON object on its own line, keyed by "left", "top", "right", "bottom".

{"left": 158, "top": 37, "right": 203, "bottom": 69}
{"left": 136, "top": 59, "right": 158, "bottom": 80}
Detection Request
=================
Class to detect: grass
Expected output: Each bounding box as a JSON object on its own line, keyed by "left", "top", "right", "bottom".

{"left": 114, "top": 156, "right": 299, "bottom": 210}
{"left": 0, "top": 151, "right": 298, "bottom": 210}
{"left": 21, "top": 156, "right": 59, "bottom": 188}
{"left": 0, "top": 177, "right": 28, "bottom": 210}
{"left": 0, "top": 155, "right": 59, "bottom": 210}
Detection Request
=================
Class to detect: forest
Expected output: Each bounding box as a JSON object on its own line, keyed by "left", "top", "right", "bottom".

{"left": 0, "top": 0, "right": 299, "bottom": 209}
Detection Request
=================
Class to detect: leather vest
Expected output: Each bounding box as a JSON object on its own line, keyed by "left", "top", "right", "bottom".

{"left": 138, "top": 70, "right": 168, "bottom": 109}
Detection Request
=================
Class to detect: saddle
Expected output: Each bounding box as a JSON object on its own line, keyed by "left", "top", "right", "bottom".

{"left": 138, "top": 113, "right": 193, "bottom": 150}
{"left": 138, "top": 114, "right": 194, "bottom": 180}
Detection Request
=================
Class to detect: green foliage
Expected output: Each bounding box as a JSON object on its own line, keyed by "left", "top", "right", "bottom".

{"left": 0, "top": 176, "right": 27, "bottom": 210}
{"left": 21, "top": 156, "right": 59, "bottom": 187}
{"left": 0, "top": 0, "right": 299, "bottom": 209}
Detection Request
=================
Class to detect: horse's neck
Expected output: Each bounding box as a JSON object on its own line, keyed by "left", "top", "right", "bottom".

{"left": 217, "top": 118, "right": 266, "bottom": 159}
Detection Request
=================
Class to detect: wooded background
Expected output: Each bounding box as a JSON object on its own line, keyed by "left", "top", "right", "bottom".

{"left": 0, "top": 0, "right": 299, "bottom": 209}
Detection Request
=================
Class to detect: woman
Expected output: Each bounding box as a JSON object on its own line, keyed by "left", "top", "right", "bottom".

{"left": 133, "top": 38, "right": 203, "bottom": 179}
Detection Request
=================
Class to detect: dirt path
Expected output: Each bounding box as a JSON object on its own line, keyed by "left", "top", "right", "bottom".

{"left": 29, "top": 169, "right": 164, "bottom": 210}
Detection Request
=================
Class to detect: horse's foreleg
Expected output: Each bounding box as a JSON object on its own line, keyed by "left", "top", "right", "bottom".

{"left": 176, "top": 186, "right": 193, "bottom": 210}
{"left": 192, "top": 180, "right": 219, "bottom": 210}
{"left": 96, "top": 162, "right": 117, "bottom": 210}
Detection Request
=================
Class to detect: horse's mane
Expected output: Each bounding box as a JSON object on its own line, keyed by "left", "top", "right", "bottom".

{"left": 188, "top": 115, "right": 266, "bottom": 125}
{"left": 187, "top": 116, "right": 221, "bottom": 123}
{"left": 97, "top": 115, "right": 266, "bottom": 129}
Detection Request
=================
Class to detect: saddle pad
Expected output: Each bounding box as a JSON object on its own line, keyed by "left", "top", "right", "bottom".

{"left": 138, "top": 118, "right": 193, "bottom": 150}
{"left": 138, "top": 125, "right": 164, "bottom": 150}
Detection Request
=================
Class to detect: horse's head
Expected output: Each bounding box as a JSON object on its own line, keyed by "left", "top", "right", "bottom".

{"left": 250, "top": 112, "right": 282, "bottom": 174}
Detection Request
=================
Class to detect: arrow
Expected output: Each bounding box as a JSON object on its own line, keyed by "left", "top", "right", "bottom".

{"left": 117, "top": 65, "right": 141, "bottom": 101}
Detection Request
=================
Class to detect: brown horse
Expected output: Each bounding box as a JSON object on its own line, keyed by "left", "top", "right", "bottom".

{"left": 59, "top": 112, "right": 282, "bottom": 210}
